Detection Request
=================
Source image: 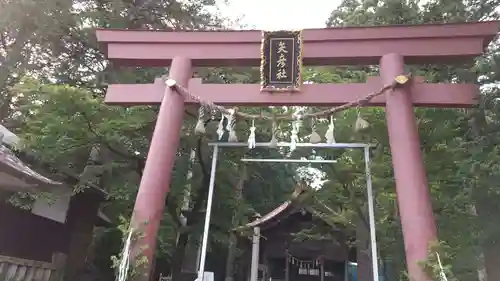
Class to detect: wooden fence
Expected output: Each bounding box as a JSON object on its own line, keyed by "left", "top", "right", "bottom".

{"left": 0, "top": 252, "right": 66, "bottom": 281}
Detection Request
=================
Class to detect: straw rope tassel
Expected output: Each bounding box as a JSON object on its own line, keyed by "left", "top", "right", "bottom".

{"left": 226, "top": 108, "right": 238, "bottom": 142}
{"left": 325, "top": 116, "right": 336, "bottom": 144}
{"left": 290, "top": 121, "right": 299, "bottom": 151}
{"left": 248, "top": 119, "right": 256, "bottom": 149}
{"left": 217, "top": 113, "right": 225, "bottom": 140}
{"left": 194, "top": 105, "right": 206, "bottom": 135}
{"left": 269, "top": 119, "right": 279, "bottom": 148}
{"left": 436, "top": 252, "right": 448, "bottom": 281}
{"left": 309, "top": 117, "right": 322, "bottom": 144}
{"left": 296, "top": 116, "right": 303, "bottom": 136}
{"left": 355, "top": 107, "right": 370, "bottom": 132}
{"left": 117, "top": 228, "right": 133, "bottom": 281}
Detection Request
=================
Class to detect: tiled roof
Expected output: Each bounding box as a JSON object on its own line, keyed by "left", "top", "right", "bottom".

{"left": 0, "top": 144, "right": 61, "bottom": 186}
{"left": 241, "top": 182, "right": 309, "bottom": 229}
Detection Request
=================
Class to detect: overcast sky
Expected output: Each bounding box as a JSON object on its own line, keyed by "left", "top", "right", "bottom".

{"left": 216, "top": 0, "right": 342, "bottom": 29}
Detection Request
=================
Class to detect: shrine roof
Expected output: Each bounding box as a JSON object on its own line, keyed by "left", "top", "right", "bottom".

{"left": 0, "top": 125, "right": 61, "bottom": 191}
{"left": 0, "top": 125, "right": 107, "bottom": 197}
{"left": 237, "top": 182, "right": 341, "bottom": 232}
{"left": 0, "top": 144, "right": 61, "bottom": 190}
{"left": 242, "top": 183, "right": 309, "bottom": 230}
{"left": 96, "top": 21, "right": 499, "bottom": 67}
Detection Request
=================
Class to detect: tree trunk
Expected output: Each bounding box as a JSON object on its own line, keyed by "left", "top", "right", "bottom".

{"left": 468, "top": 109, "right": 500, "bottom": 281}
{"left": 182, "top": 236, "right": 200, "bottom": 273}
{"left": 170, "top": 138, "right": 211, "bottom": 280}
{"left": 171, "top": 232, "right": 190, "bottom": 281}
{"left": 477, "top": 253, "right": 487, "bottom": 281}
{"left": 483, "top": 246, "right": 500, "bottom": 281}
{"left": 469, "top": 206, "right": 487, "bottom": 281}
{"left": 63, "top": 145, "right": 103, "bottom": 281}
{"left": 225, "top": 232, "right": 238, "bottom": 281}
{"left": 356, "top": 212, "right": 373, "bottom": 281}
{"left": 180, "top": 149, "right": 199, "bottom": 274}
{"left": 225, "top": 165, "right": 247, "bottom": 281}
{"left": 474, "top": 202, "right": 500, "bottom": 281}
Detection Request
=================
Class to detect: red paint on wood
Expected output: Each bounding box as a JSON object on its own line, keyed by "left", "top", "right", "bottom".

{"left": 96, "top": 22, "right": 499, "bottom": 67}
{"left": 129, "top": 57, "right": 192, "bottom": 281}
{"left": 381, "top": 53, "right": 437, "bottom": 281}
{"left": 105, "top": 77, "right": 478, "bottom": 107}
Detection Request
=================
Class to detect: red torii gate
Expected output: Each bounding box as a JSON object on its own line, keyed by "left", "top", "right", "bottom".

{"left": 96, "top": 21, "right": 499, "bottom": 281}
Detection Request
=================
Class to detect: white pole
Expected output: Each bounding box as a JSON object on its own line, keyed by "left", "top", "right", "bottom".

{"left": 344, "top": 260, "right": 348, "bottom": 281}
{"left": 197, "top": 145, "right": 220, "bottom": 280}
{"left": 208, "top": 142, "right": 375, "bottom": 148}
{"left": 250, "top": 226, "right": 261, "bottom": 281}
{"left": 240, "top": 158, "right": 337, "bottom": 163}
{"left": 195, "top": 239, "right": 202, "bottom": 273}
{"left": 364, "top": 147, "right": 379, "bottom": 281}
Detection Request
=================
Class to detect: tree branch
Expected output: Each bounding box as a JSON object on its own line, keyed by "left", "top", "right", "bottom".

{"left": 166, "top": 193, "right": 182, "bottom": 227}
{"left": 80, "top": 111, "right": 147, "bottom": 176}
{"left": 165, "top": 117, "right": 213, "bottom": 229}
{"left": 186, "top": 136, "right": 210, "bottom": 224}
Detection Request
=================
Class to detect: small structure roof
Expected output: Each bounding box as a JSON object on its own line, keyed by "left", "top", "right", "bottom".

{"left": 237, "top": 181, "right": 345, "bottom": 233}
{"left": 0, "top": 125, "right": 111, "bottom": 225}
{"left": 0, "top": 125, "right": 61, "bottom": 191}
{"left": 0, "top": 125, "right": 107, "bottom": 197}
{"left": 242, "top": 182, "right": 309, "bottom": 230}
{"left": 0, "top": 125, "right": 20, "bottom": 147}
{"left": 236, "top": 182, "right": 352, "bottom": 261}
{"left": 0, "top": 144, "right": 61, "bottom": 190}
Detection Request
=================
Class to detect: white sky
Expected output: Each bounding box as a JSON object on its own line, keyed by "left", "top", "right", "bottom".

{"left": 215, "top": 0, "right": 342, "bottom": 29}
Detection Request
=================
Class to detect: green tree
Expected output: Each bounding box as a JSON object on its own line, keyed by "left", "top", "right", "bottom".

{"left": 322, "top": 0, "right": 500, "bottom": 280}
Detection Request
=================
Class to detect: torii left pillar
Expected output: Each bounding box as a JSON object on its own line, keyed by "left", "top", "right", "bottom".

{"left": 130, "top": 56, "right": 191, "bottom": 281}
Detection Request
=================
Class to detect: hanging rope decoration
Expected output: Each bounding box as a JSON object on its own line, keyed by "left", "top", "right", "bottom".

{"left": 325, "top": 115, "right": 336, "bottom": 144}
{"left": 164, "top": 74, "right": 410, "bottom": 146}
{"left": 247, "top": 119, "right": 256, "bottom": 149}
{"left": 217, "top": 113, "right": 225, "bottom": 140}
{"left": 295, "top": 113, "right": 303, "bottom": 135}
{"left": 436, "top": 252, "right": 449, "bottom": 281}
{"left": 226, "top": 108, "right": 238, "bottom": 142}
{"left": 290, "top": 120, "right": 299, "bottom": 151}
{"left": 194, "top": 105, "right": 206, "bottom": 135}
{"left": 269, "top": 119, "right": 279, "bottom": 148}
{"left": 165, "top": 75, "right": 409, "bottom": 120}
{"left": 117, "top": 228, "right": 133, "bottom": 281}
{"left": 286, "top": 252, "right": 323, "bottom": 268}
{"left": 355, "top": 106, "right": 370, "bottom": 132}
{"left": 309, "top": 117, "right": 322, "bottom": 144}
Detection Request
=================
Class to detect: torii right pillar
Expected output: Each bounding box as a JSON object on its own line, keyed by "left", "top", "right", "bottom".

{"left": 381, "top": 53, "right": 436, "bottom": 281}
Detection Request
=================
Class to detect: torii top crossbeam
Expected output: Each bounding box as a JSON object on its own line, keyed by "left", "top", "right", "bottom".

{"left": 97, "top": 21, "right": 498, "bottom": 107}
{"left": 96, "top": 22, "right": 497, "bottom": 67}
